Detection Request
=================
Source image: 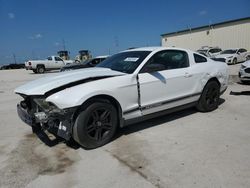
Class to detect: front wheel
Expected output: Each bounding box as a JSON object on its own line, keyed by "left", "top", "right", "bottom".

{"left": 73, "top": 102, "right": 118, "bottom": 149}
{"left": 232, "top": 58, "right": 237, "bottom": 65}
{"left": 196, "top": 81, "right": 220, "bottom": 112}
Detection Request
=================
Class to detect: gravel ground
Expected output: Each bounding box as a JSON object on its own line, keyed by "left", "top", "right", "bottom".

{"left": 0, "top": 65, "right": 249, "bottom": 188}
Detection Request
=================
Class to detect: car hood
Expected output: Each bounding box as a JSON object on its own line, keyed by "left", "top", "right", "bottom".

{"left": 15, "top": 67, "right": 125, "bottom": 95}
{"left": 215, "top": 54, "right": 234, "bottom": 59}
{"left": 242, "top": 60, "right": 250, "bottom": 67}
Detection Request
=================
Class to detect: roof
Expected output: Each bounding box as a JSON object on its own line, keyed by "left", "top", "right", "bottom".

{"left": 124, "top": 46, "right": 166, "bottom": 52}
{"left": 161, "top": 17, "right": 250, "bottom": 37}
{"left": 123, "top": 46, "right": 196, "bottom": 54}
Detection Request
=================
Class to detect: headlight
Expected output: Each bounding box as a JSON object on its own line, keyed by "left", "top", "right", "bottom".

{"left": 226, "top": 56, "right": 233, "bottom": 59}
{"left": 241, "top": 64, "right": 246, "bottom": 69}
{"left": 33, "top": 98, "right": 57, "bottom": 112}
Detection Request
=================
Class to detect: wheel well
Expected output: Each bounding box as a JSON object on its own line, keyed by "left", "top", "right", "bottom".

{"left": 36, "top": 64, "right": 45, "bottom": 68}
{"left": 73, "top": 95, "right": 123, "bottom": 127}
{"left": 207, "top": 77, "right": 221, "bottom": 88}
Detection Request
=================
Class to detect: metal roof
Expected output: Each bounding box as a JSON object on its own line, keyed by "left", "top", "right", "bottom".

{"left": 161, "top": 17, "right": 250, "bottom": 37}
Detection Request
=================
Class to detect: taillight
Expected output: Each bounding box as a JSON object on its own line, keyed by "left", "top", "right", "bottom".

{"left": 28, "top": 62, "right": 31, "bottom": 66}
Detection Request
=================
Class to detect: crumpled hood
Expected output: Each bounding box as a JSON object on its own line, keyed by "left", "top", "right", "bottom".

{"left": 242, "top": 60, "right": 250, "bottom": 67}
{"left": 15, "top": 67, "right": 125, "bottom": 95}
{"left": 215, "top": 54, "right": 234, "bottom": 59}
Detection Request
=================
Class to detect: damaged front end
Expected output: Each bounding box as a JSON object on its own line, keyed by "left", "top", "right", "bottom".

{"left": 17, "top": 95, "right": 78, "bottom": 140}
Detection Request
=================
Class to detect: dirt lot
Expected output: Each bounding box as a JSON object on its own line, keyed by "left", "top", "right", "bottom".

{"left": 0, "top": 66, "right": 250, "bottom": 188}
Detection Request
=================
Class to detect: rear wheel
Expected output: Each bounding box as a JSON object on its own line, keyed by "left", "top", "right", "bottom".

{"left": 37, "top": 65, "right": 45, "bottom": 74}
{"left": 73, "top": 102, "right": 118, "bottom": 149}
{"left": 196, "top": 81, "right": 220, "bottom": 112}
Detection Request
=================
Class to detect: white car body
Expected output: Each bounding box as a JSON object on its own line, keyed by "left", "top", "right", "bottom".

{"left": 239, "top": 60, "right": 250, "bottom": 82}
{"left": 214, "top": 48, "right": 250, "bottom": 64}
{"left": 15, "top": 47, "right": 229, "bottom": 148}
{"left": 25, "top": 56, "right": 74, "bottom": 73}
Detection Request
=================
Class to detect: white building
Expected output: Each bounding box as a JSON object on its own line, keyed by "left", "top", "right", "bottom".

{"left": 161, "top": 17, "right": 250, "bottom": 51}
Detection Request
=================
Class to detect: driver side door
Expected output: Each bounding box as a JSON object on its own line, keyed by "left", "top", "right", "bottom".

{"left": 138, "top": 50, "right": 198, "bottom": 115}
{"left": 54, "top": 57, "right": 65, "bottom": 69}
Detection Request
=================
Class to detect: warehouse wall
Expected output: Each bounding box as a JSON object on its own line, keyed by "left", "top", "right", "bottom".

{"left": 161, "top": 20, "right": 250, "bottom": 51}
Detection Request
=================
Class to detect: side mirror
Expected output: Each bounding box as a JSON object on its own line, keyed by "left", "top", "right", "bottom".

{"left": 143, "top": 64, "right": 165, "bottom": 73}
{"left": 237, "top": 52, "right": 240, "bottom": 55}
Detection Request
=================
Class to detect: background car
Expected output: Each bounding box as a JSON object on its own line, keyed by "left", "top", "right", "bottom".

{"left": 60, "top": 55, "right": 108, "bottom": 71}
{"left": 197, "top": 46, "right": 222, "bottom": 58}
{"left": 213, "top": 48, "right": 250, "bottom": 64}
{"left": 239, "top": 60, "right": 250, "bottom": 83}
{"left": 0, "top": 63, "right": 25, "bottom": 70}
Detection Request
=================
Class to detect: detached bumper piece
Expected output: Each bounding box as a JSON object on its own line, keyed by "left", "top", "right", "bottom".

{"left": 17, "top": 103, "right": 77, "bottom": 141}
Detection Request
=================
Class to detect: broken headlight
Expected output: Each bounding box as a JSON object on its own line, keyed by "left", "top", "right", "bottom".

{"left": 33, "top": 98, "right": 58, "bottom": 112}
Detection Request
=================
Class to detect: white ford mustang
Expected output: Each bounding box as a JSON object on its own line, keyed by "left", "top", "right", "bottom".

{"left": 15, "top": 47, "right": 229, "bottom": 149}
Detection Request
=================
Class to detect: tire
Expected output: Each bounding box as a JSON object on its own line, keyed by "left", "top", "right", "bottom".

{"left": 232, "top": 58, "right": 237, "bottom": 65}
{"left": 73, "top": 102, "right": 118, "bottom": 149}
{"left": 36, "top": 65, "right": 45, "bottom": 74}
{"left": 196, "top": 81, "right": 220, "bottom": 112}
{"left": 241, "top": 80, "right": 250, "bottom": 84}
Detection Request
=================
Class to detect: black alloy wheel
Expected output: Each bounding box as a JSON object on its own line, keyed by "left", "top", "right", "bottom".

{"left": 196, "top": 81, "right": 220, "bottom": 112}
{"left": 85, "top": 108, "right": 113, "bottom": 141}
{"left": 73, "top": 102, "right": 118, "bottom": 149}
{"left": 205, "top": 85, "right": 219, "bottom": 109}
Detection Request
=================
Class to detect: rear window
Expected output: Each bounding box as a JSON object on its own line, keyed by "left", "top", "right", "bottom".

{"left": 194, "top": 54, "right": 207, "bottom": 63}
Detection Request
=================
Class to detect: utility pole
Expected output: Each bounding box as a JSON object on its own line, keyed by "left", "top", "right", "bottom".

{"left": 62, "top": 38, "right": 66, "bottom": 50}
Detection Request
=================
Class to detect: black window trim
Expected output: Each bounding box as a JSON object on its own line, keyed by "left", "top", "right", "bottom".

{"left": 193, "top": 53, "right": 207, "bottom": 63}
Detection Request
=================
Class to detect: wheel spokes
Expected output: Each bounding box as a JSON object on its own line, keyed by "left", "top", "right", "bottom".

{"left": 102, "top": 123, "right": 112, "bottom": 130}
{"left": 100, "top": 110, "right": 110, "bottom": 121}
{"left": 86, "top": 108, "right": 113, "bottom": 141}
{"left": 92, "top": 110, "right": 100, "bottom": 121}
{"left": 94, "top": 129, "right": 103, "bottom": 141}
{"left": 87, "top": 124, "right": 96, "bottom": 133}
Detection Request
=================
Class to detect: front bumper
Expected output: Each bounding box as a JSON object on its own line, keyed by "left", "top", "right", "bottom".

{"left": 17, "top": 103, "right": 77, "bottom": 140}
{"left": 17, "top": 104, "right": 35, "bottom": 126}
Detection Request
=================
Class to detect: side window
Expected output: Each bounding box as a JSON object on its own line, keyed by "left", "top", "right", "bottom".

{"left": 47, "top": 57, "right": 52, "bottom": 61}
{"left": 194, "top": 53, "right": 207, "bottom": 63}
{"left": 141, "top": 50, "right": 189, "bottom": 72}
{"left": 55, "top": 57, "right": 63, "bottom": 61}
{"left": 239, "top": 49, "right": 247, "bottom": 53}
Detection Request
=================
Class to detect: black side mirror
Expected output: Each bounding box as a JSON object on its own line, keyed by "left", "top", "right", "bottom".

{"left": 143, "top": 64, "right": 165, "bottom": 73}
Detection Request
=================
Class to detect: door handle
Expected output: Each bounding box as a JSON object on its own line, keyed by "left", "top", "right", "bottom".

{"left": 184, "top": 72, "right": 193, "bottom": 78}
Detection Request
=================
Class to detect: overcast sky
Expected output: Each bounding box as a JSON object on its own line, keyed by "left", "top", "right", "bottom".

{"left": 0, "top": 0, "right": 249, "bottom": 64}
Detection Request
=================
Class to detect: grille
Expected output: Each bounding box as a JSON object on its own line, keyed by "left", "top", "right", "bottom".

{"left": 245, "top": 68, "right": 250, "bottom": 73}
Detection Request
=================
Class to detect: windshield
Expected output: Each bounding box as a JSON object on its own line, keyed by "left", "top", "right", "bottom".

{"left": 197, "top": 50, "right": 208, "bottom": 53}
{"left": 96, "top": 51, "right": 151, "bottom": 73}
{"left": 221, "top": 50, "right": 237, "bottom": 54}
{"left": 80, "top": 59, "right": 92, "bottom": 65}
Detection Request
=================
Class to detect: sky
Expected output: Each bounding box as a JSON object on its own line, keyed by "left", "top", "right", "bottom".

{"left": 0, "top": 0, "right": 249, "bottom": 64}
